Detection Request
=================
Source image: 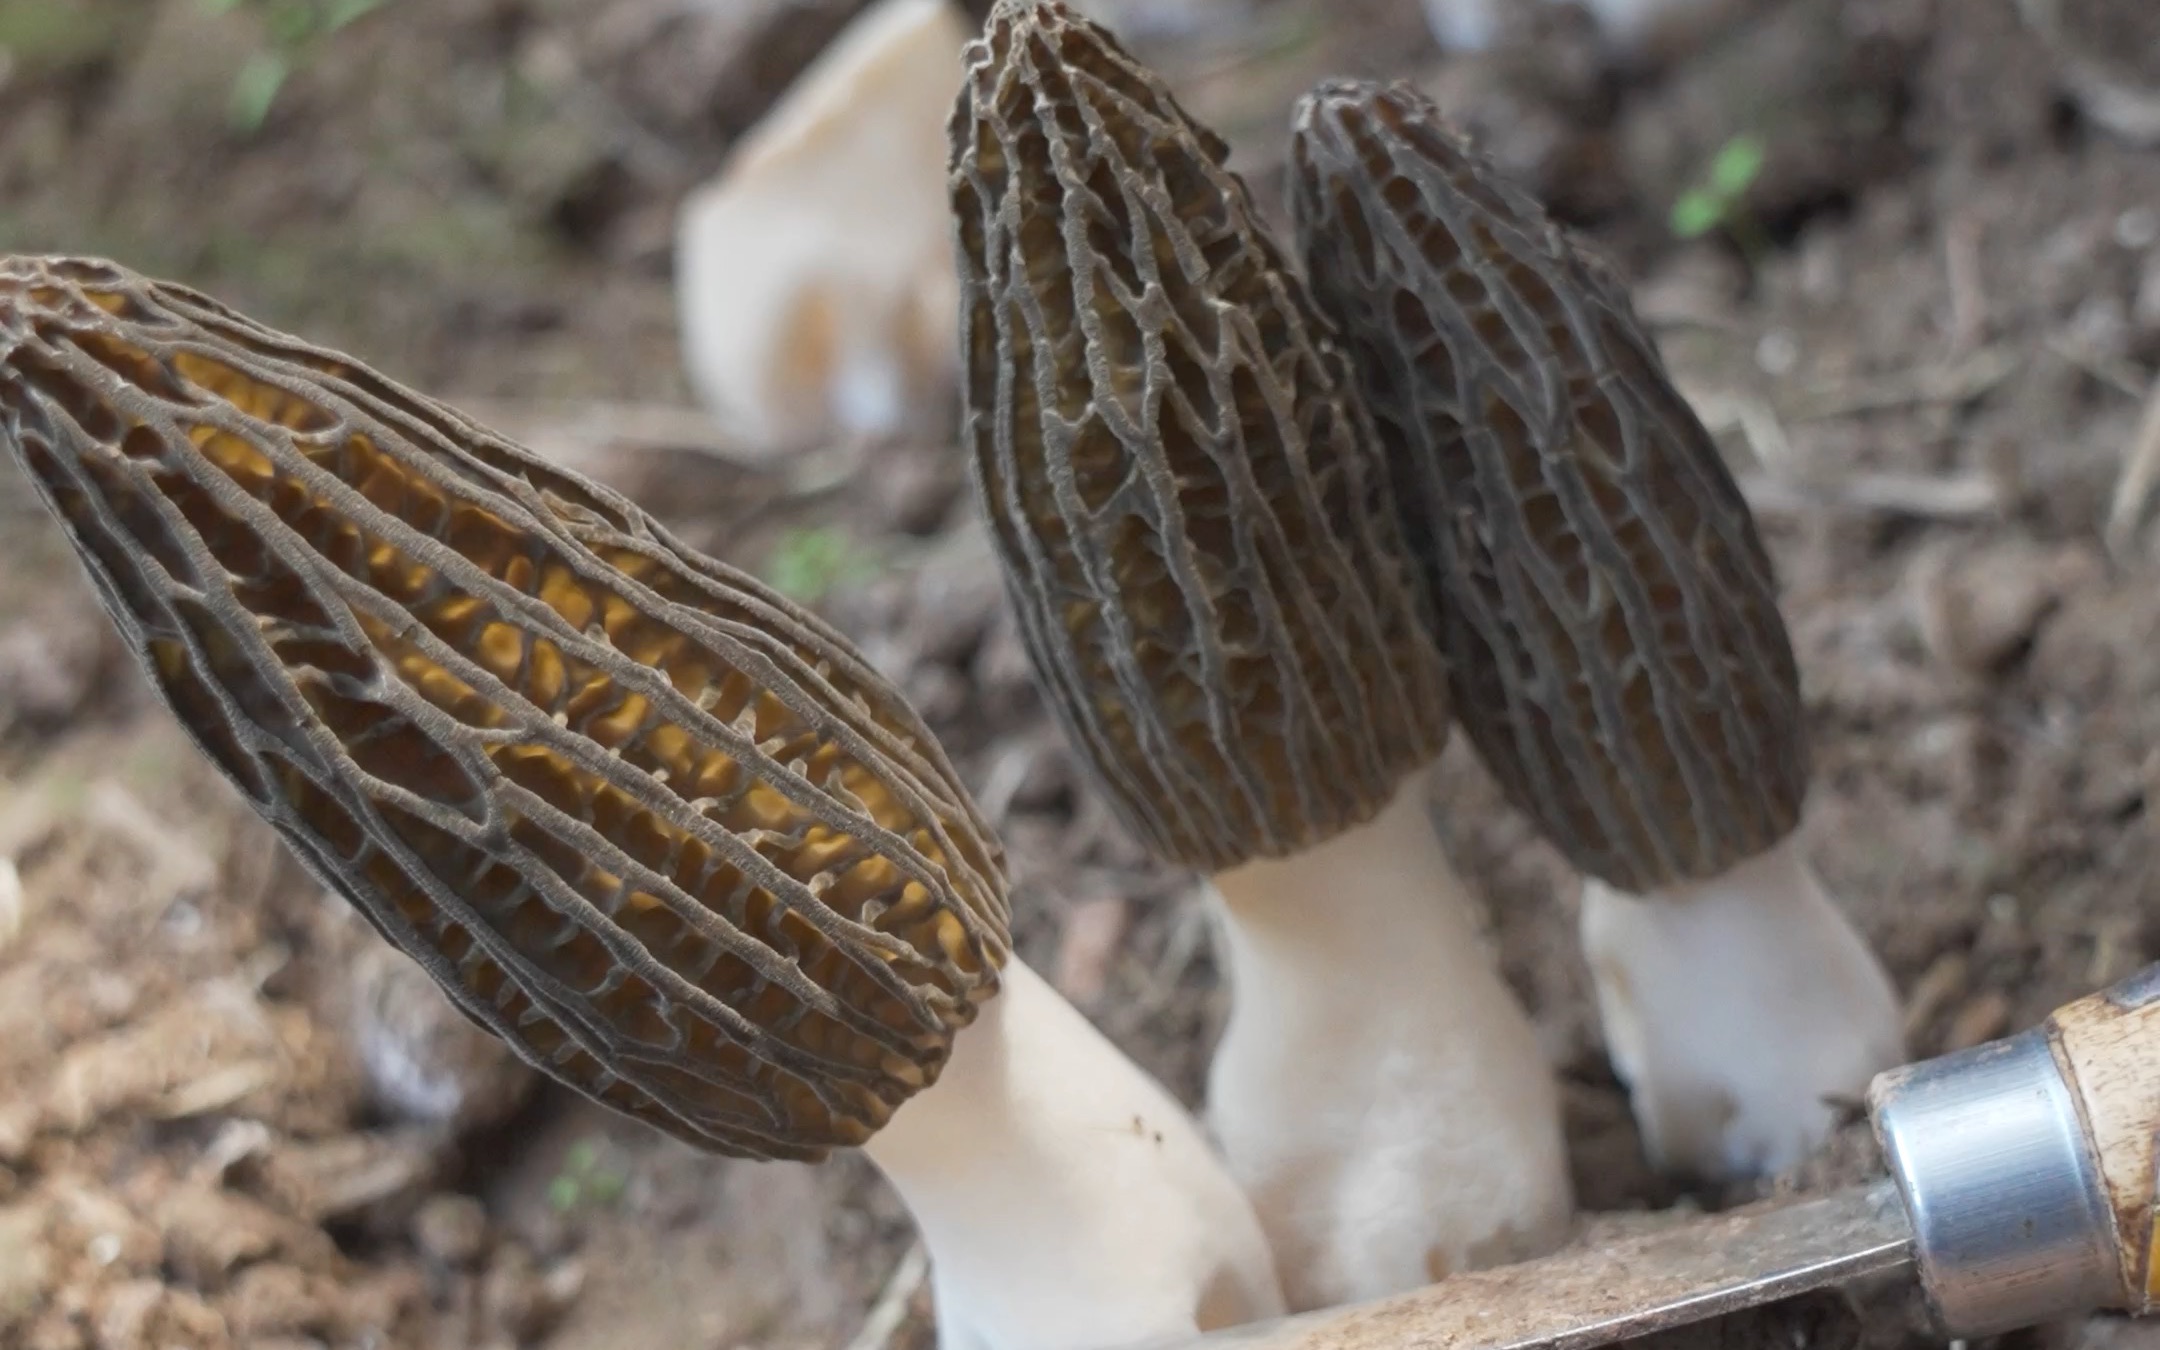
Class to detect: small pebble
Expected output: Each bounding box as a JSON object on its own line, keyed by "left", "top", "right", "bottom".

{"left": 1901, "top": 715, "right": 1990, "bottom": 807}
{"left": 412, "top": 1194, "right": 490, "bottom": 1269}
{"left": 1909, "top": 539, "right": 2095, "bottom": 677}
{"left": 1755, "top": 329, "right": 1800, "bottom": 376}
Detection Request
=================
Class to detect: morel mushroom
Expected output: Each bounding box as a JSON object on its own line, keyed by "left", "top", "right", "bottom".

{"left": 0, "top": 254, "right": 1285, "bottom": 1348}
{"left": 951, "top": 1, "right": 1570, "bottom": 1309}
{"left": 1290, "top": 81, "right": 1903, "bottom": 1180}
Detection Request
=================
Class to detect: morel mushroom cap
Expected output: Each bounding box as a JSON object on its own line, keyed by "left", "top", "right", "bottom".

{"left": 953, "top": 12, "right": 1571, "bottom": 1309}
{"left": 1290, "top": 85, "right": 1901, "bottom": 1182}
{"left": 951, "top": 1, "right": 1450, "bottom": 875}
{"left": 0, "top": 255, "right": 1009, "bottom": 1162}
{"left": 1290, "top": 80, "right": 1805, "bottom": 895}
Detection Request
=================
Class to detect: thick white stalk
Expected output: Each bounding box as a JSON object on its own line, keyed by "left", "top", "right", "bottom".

{"left": 1206, "top": 777, "right": 1573, "bottom": 1312}
{"left": 1579, "top": 836, "right": 1905, "bottom": 1181}
{"left": 862, "top": 957, "right": 1285, "bottom": 1350}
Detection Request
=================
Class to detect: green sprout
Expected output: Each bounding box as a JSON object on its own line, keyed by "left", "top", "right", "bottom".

{"left": 763, "top": 526, "right": 878, "bottom": 606}
{"left": 1670, "top": 133, "right": 1767, "bottom": 244}
{"left": 196, "top": 0, "right": 391, "bottom": 133}
{"left": 546, "top": 1136, "right": 629, "bottom": 1214}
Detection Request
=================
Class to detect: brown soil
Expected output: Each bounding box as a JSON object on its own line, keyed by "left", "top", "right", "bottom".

{"left": 1, "top": 0, "right": 2157, "bottom": 1347}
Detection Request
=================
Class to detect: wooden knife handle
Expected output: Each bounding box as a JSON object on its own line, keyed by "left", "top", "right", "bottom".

{"left": 2047, "top": 964, "right": 2160, "bottom": 1314}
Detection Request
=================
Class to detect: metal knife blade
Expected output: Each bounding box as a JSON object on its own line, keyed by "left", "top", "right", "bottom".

{"left": 1146, "top": 1183, "right": 1914, "bottom": 1350}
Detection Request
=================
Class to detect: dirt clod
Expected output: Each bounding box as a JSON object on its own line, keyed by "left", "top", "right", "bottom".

{"left": 1909, "top": 537, "right": 2100, "bottom": 677}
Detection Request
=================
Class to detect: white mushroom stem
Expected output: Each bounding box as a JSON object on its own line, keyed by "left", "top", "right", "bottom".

{"left": 862, "top": 957, "right": 1286, "bottom": 1350}
{"left": 1204, "top": 776, "right": 1573, "bottom": 1312}
{"left": 1579, "top": 835, "right": 1905, "bottom": 1181}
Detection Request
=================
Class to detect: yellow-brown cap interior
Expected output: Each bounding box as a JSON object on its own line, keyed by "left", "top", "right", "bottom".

{"left": 952, "top": 8, "right": 1450, "bottom": 875}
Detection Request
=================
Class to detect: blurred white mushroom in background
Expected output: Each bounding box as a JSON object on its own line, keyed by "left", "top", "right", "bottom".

{"left": 674, "top": 0, "right": 966, "bottom": 454}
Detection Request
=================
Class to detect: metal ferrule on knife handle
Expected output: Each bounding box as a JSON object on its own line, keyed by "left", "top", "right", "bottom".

{"left": 1872, "top": 962, "right": 2160, "bottom": 1338}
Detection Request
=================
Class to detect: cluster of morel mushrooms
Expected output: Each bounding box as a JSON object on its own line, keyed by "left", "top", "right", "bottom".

{"left": 0, "top": 1, "right": 1905, "bottom": 1346}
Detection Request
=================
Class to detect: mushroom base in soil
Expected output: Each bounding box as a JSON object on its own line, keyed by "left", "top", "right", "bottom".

{"left": 1205, "top": 778, "right": 1574, "bottom": 1312}
{"left": 1579, "top": 837, "right": 1906, "bottom": 1181}
{"left": 864, "top": 959, "right": 1287, "bottom": 1350}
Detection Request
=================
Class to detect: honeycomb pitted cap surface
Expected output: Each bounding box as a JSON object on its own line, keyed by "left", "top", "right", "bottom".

{"left": 1291, "top": 82, "right": 1806, "bottom": 893}
{"left": 0, "top": 254, "right": 1010, "bottom": 1161}
{"left": 950, "top": 2, "right": 1451, "bottom": 875}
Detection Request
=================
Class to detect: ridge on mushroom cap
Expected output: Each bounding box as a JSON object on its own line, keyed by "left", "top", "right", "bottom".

{"left": 951, "top": 5, "right": 1450, "bottom": 874}
{"left": 1291, "top": 82, "right": 1805, "bottom": 894}
{"left": 0, "top": 254, "right": 1011, "bottom": 1162}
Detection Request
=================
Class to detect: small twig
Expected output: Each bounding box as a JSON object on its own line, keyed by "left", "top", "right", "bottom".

{"left": 1739, "top": 469, "right": 2006, "bottom": 522}
{"left": 1943, "top": 214, "right": 1987, "bottom": 356}
{"left": 2045, "top": 332, "right": 2150, "bottom": 401}
{"left": 2105, "top": 374, "right": 2160, "bottom": 557}
{"left": 1681, "top": 385, "right": 1795, "bottom": 471}
{"left": 1784, "top": 344, "right": 2020, "bottom": 421}
{"left": 843, "top": 1242, "right": 931, "bottom": 1350}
